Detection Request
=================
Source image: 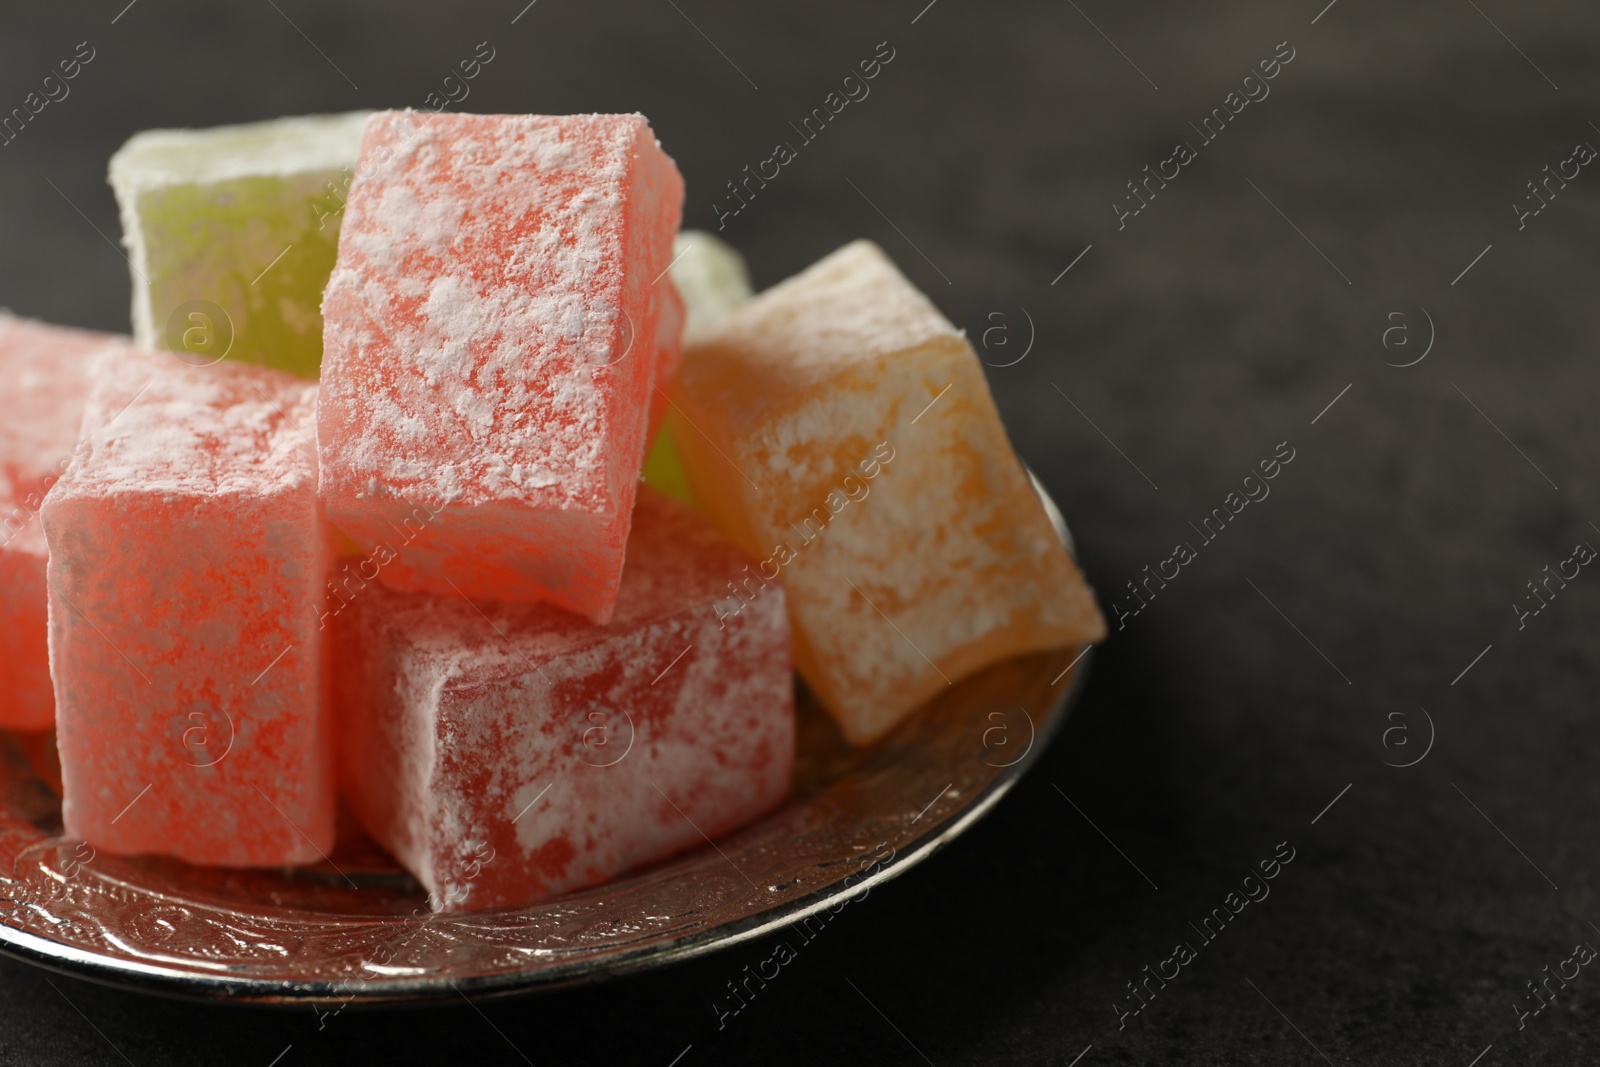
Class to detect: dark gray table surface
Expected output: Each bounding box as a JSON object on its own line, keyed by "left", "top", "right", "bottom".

{"left": 3, "top": 0, "right": 1598, "bottom": 1063}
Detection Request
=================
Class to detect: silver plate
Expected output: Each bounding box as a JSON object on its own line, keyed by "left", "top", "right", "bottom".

{"left": 0, "top": 482, "right": 1090, "bottom": 1004}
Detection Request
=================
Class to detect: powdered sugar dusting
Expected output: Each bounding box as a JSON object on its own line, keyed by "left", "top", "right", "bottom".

{"left": 57, "top": 350, "right": 318, "bottom": 499}
{"left": 696, "top": 240, "right": 957, "bottom": 367}
{"left": 316, "top": 111, "right": 685, "bottom": 616}
{"left": 334, "top": 488, "right": 792, "bottom": 910}
{"left": 320, "top": 111, "right": 681, "bottom": 511}
{"left": 108, "top": 111, "right": 371, "bottom": 189}
{"left": 0, "top": 314, "right": 121, "bottom": 509}
{"left": 0, "top": 315, "right": 119, "bottom": 729}
{"left": 674, "top": 239, "right": 1104, "bottom": 742}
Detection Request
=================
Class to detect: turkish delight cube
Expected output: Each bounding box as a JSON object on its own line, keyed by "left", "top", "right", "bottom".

{"left": 43, "top": 350, "right": 332, "bottom": 866}
{"left": 0, "top": 314, "right": 121, "bottom": 730}
{"left": 109, "top": 111, "right": 369, "bottom": 378}
{"left": 318, "top": 111, "right": 685, "bottom": 622}
{"left": 333, "top": 488, "right": 793, "bottom": 910}
{"left": 668, "top": 240, "right": 1106, "bottom": 743}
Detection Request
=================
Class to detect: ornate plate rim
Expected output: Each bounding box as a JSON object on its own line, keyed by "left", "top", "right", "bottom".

{"left": 0, "top": 475, "right": 1092, "bottom": 1004}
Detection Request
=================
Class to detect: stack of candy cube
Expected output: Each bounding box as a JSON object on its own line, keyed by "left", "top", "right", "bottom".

{"left": 0, "top": 109, "right": 1104, "bottom": 912}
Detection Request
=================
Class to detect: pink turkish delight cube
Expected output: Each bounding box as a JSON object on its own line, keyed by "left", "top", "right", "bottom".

{"left": 318, "top": 111, "right": 685, "bottom": 623}
{"left": 333, "top": 488, "right": 793, "bottom": 911}
{"left": 0, "top": 315, "right": 122, "bottom": 731}
{"left": 43, "top": 350, "right": 333, "bottom": 866}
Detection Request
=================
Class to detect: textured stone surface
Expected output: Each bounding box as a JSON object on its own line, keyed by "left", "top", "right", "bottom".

{"left": 1, "top": 0, "right": 1598, "bottom": 1062}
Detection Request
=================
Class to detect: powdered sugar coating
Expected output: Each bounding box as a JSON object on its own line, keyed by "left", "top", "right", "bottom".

{"left": 0, "top": 314, "right": 118, "bottom": 517}
{"left": 648, "top": 276, "right": 686, "bottom": 437}
{"left": 108, "top": 111, "right": 370, "bottom": 188}
{"left": 671, "top": 230, "right": 754, "bottom": 341}
{"left": 59, "top": 350, "right": 319, "bottom": 499}
{"left": 318, "top": 111, "right": 684, "bottom": 620}
{"left": 672, "top": 240, "right": 1106, "bottom": 743}
{"left": 44, "top": 351, "right": 332, "bottom": 867}
{"left": 0, "top": 315, "right": 122, "bottom": 730}
{"left": 334, "top": 489, "right": 794, "bottom": 911}
{"left": 108, "top": 112, "right": 369, "bottom": 378}
{"left": 683, "top": 241, "right": 962, "bottom": 439}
